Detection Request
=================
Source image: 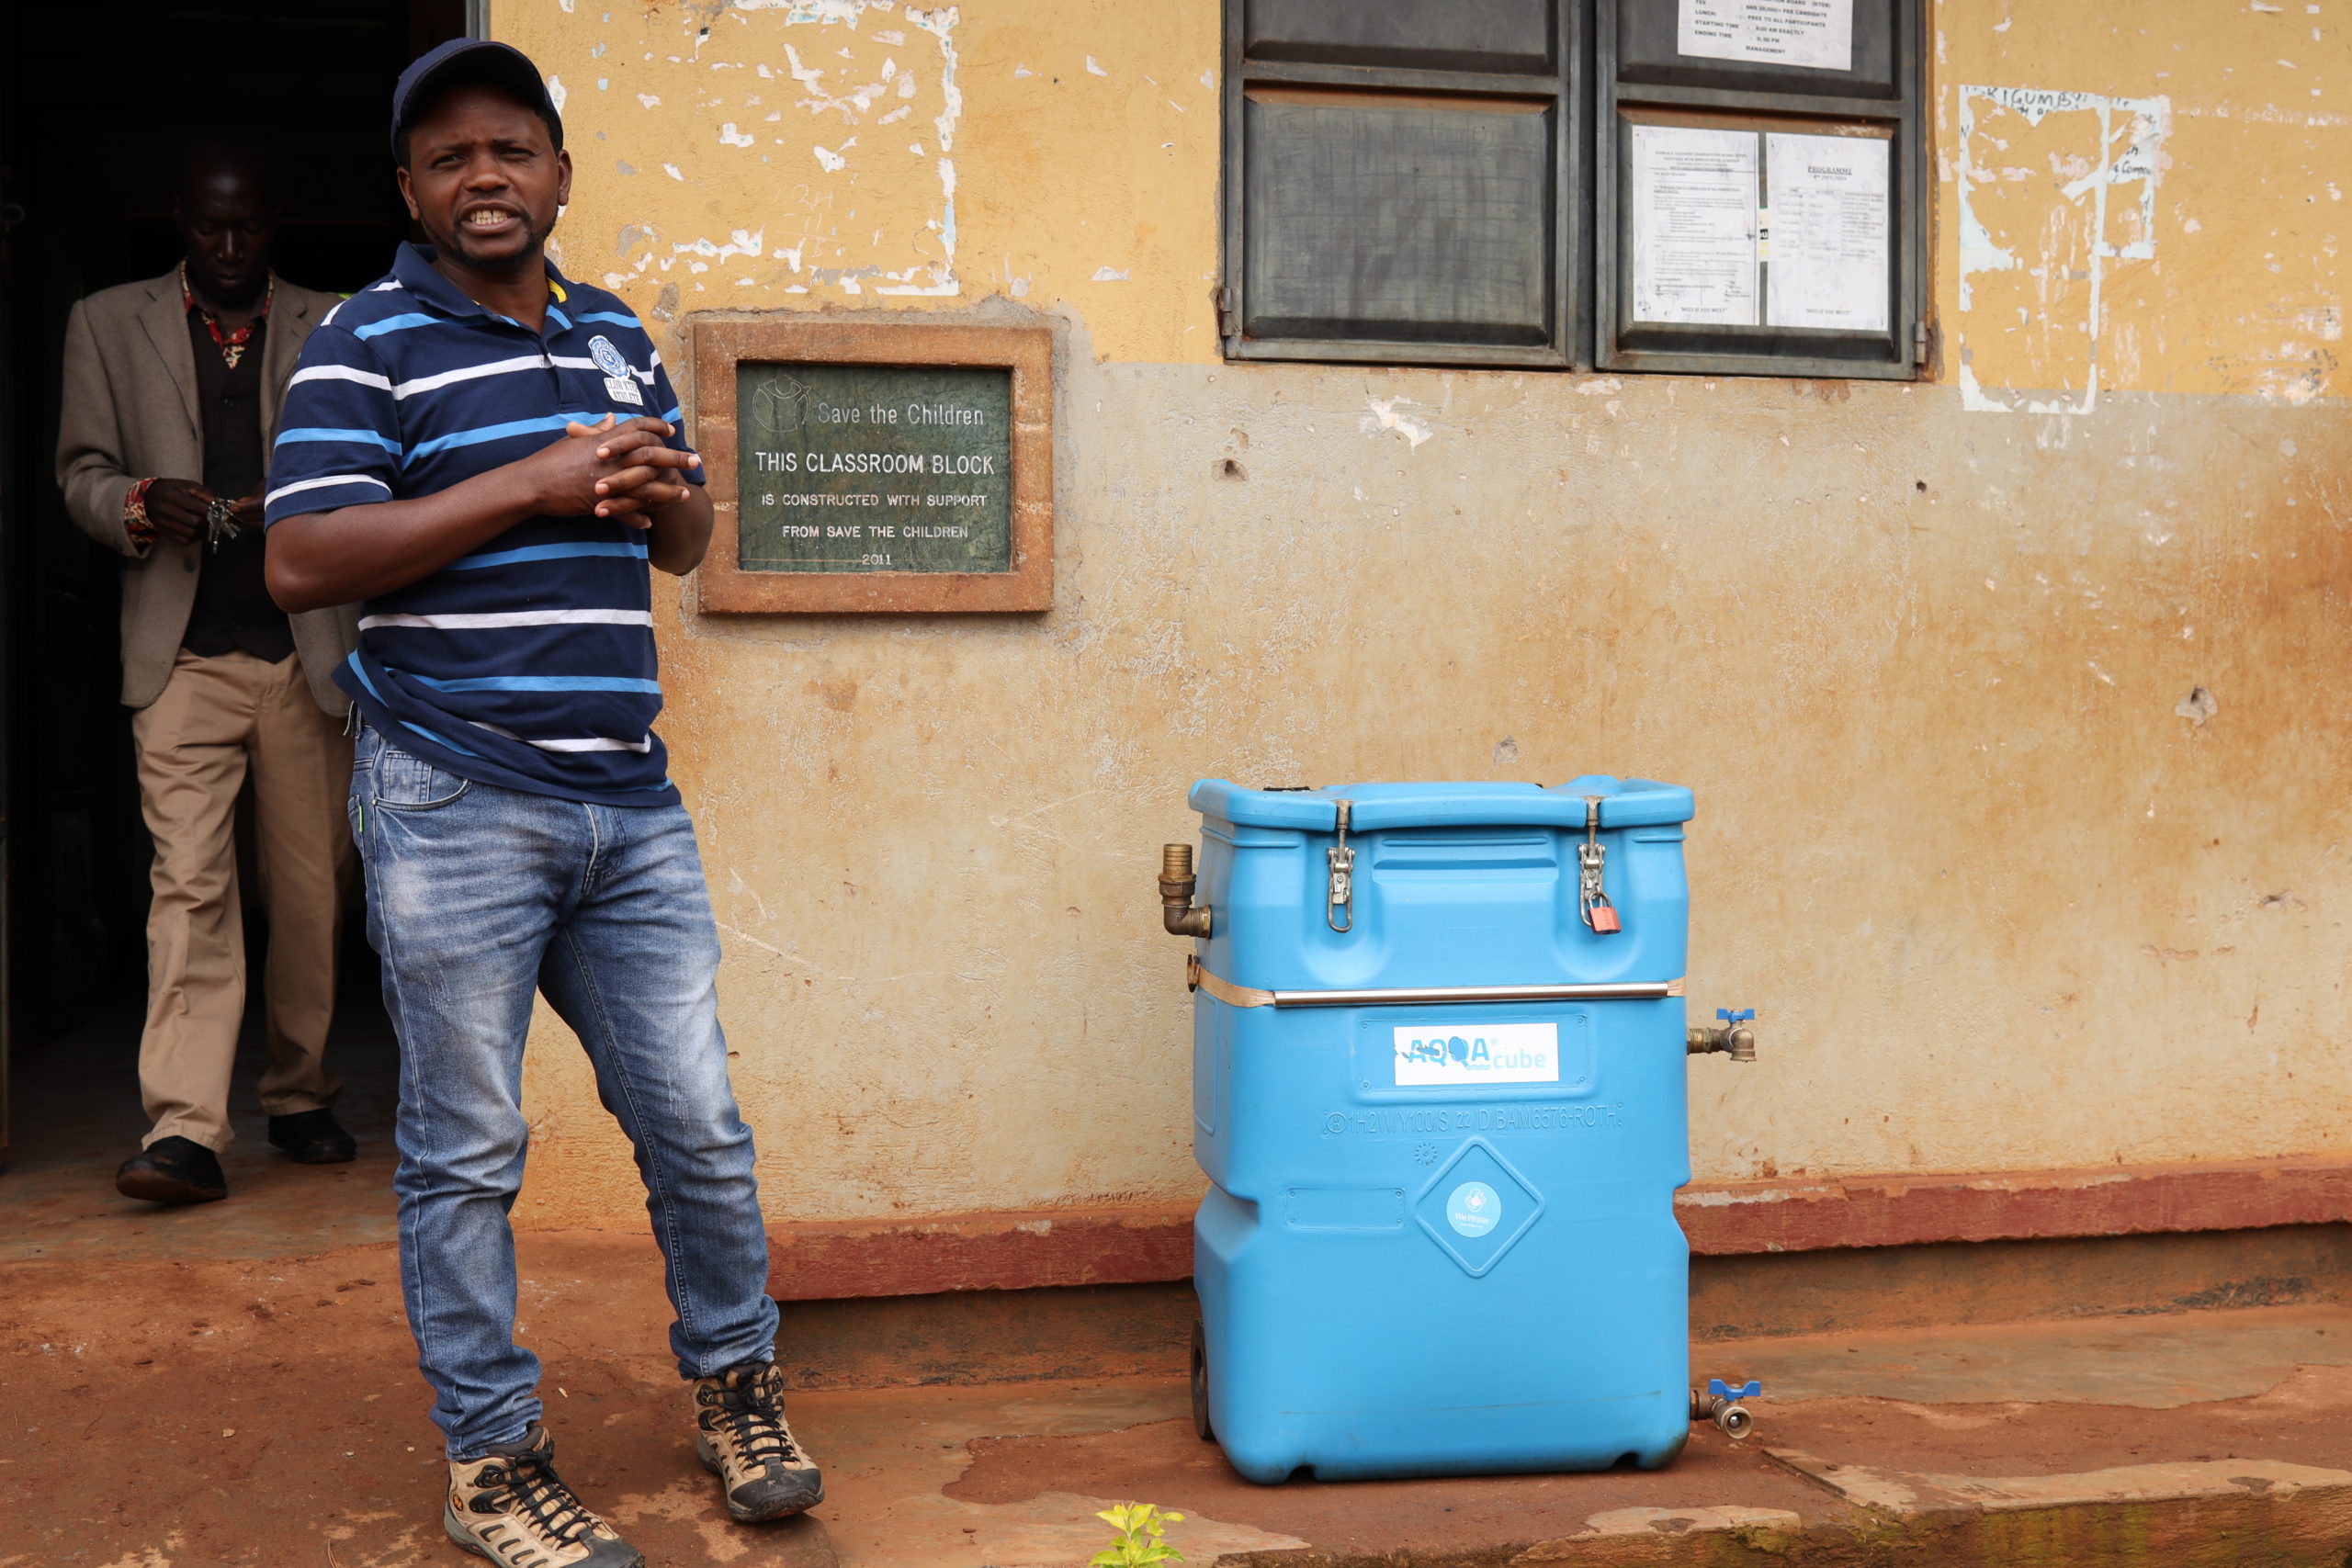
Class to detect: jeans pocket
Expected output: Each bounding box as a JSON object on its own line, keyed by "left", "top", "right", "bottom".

{"left": 373, "top": 740, "right": 470, "bottom": 810}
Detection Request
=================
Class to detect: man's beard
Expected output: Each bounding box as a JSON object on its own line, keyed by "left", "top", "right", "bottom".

{"left": 437, "top": 209, "right": 556, "bottom": 273}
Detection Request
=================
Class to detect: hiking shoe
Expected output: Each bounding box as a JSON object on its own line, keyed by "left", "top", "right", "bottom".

{"left": 693, "top": 1359, "right": 824, "bottom": 1521}
{"left": 116, "top": 1136, "right": 227, "bottom": 1204}
{"left": 444, "top": 1424, "right": 641, "bottom": 1567}
{"left": 267, "top": 1108, "right": 357, "bottom": 1164}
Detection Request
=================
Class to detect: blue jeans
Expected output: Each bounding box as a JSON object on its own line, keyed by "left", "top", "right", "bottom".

{"left": 349, "top": 726, "right": 777, "bottom": 1458}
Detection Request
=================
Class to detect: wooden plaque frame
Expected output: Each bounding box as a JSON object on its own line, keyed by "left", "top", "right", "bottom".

{"left": 689, "top": 317, "right": 1054, "bottom": 613}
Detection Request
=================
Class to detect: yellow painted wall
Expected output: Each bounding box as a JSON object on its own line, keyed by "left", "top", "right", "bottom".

{"left": 1939, "top": 6, "right": 2349, "bottom": 403}
{"left": 496, "top": 0, "right": 2352, "bottom": 1231}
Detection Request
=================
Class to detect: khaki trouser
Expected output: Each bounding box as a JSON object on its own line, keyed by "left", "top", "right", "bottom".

{"left": 131, "top": 650, "right": 354, "bottom": 1151}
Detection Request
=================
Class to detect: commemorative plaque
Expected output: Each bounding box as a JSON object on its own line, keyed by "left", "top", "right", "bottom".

{"left": 691, "top": 319, "right": 1053, "bottom": 613}
{"left": 737, "top": 364, "right": 1012, "bottom": 575}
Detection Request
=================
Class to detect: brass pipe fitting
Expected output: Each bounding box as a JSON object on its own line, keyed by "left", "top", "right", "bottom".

{"left": 1689, "top": 1386, "right": 1755, "bottom": 1439}
{"left": 1686, "top": 1025, "right": 1758, "bottom": 1062}
{"left": 1160, "top": 843, "right": 1213, "bottom": 938}
{"left": 1687, "top": 1011, "right": 1758, "bottom": 1062}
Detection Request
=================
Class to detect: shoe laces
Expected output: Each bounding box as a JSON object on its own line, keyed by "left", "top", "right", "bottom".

{"left": 472, "top": 1448, "right": 601, "bottom": 1545}
{"left": 701, "top": 1363, "right": 801, "bottom": 1469}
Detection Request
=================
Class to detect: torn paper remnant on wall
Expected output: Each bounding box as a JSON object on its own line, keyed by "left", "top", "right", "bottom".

{"left": 1955, "top": 85, "right": 2170, "bottom": 414}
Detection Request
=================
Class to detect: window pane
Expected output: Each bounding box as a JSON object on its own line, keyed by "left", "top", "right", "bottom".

{"left": 1611, "top": 0, "right": 1899, "bottom": 99}
{"left": 1242, "top": 92, "right": 1555, "bottom": 346}
{"left": 1245, "top": 0, "right": 1556, "bottom": 74}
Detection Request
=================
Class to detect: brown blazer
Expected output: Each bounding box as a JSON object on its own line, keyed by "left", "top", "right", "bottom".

{"left": 55, "top": 269, "right": 358, "bottom": 716}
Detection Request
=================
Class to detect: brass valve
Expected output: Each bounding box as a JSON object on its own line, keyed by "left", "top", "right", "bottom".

{"left": 1690, "top": 1380, "right": 1759, "bottom": 1438}
{"left": 1687, "top": 1009, "right": 1758, "bottom": 1062}
{"left": 1160, "top": 844, "right": 1213, "bottom": 939}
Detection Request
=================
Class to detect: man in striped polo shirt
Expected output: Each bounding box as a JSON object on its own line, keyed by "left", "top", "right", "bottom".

{"left": 264, "top": 41, "right": 817, "bottom": 1565}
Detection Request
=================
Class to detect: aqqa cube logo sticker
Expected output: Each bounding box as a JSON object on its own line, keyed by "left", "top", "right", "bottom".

{"left": 1393, "top": 1021, "right": 1559, "bottom": 1087}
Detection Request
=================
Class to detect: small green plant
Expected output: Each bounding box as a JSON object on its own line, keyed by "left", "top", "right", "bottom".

{"left": 1091, "top": 1502, "right": 1185, "bottom": 1568}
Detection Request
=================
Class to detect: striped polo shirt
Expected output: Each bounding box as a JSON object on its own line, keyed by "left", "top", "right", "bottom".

{"left": 264, "top": 243, "right": 700, "bottom": 807}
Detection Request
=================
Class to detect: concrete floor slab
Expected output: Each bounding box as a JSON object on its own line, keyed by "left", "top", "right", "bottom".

{"left": 15, "top": 1062, "right": 2352, "bottom": 1568}
{"left": 780, "top": 1382, "right": 1310, "bottom": 1568}
{"left": 1702, "top": 1303, "right": 2352, "bottom": 1406}
{"left": 1508, "top": 1506, "right": 1804, "bottom": 1562}
{"left": 1769, "top": 1450, "right": 2352, "bottom": 1517}
{"left": 15, "top": 1242, "right": 2352, "bottom": 1566}
{"left": 2, "top": 996, "right": 401, "bottom": 1265}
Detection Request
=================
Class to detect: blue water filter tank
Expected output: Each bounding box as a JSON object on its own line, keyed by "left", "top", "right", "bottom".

{"left": 1185, "top": 778, "right": 1699, "bottom": 1483}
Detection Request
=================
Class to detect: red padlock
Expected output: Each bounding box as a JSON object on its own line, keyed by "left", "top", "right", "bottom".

{"left": 1588, "top": 901, "right": 1622, "bottom": 934}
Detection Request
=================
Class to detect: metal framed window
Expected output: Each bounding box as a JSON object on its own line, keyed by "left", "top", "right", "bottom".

{"left": 1218, "top": 0, "right": 1584, "bottom": 369}
{"left": 1595, "top": 0, "right": 1926, "bottom": 377}
{"left": 1220, "top": 0, "right": 1926, "bottom": 379}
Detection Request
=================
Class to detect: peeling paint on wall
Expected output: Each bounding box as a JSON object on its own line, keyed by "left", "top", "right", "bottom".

{"left": 1955, "top": 85, "right": 2171, "bottom": 413}
{"left": 1362, "top": 396, "right": 1433, "bottom": 449}
{"left": 566, "top": 0, "right": 962, "bottom": 301}
{"left": 513, "top": 0, "right": 1217, "bottom": 358}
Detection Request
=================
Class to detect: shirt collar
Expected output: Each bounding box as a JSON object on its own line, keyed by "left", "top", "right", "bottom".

{"left": 393, "top": 242, "right": 575, "bottom": 330}
{"left": 179, "top": 260, "right": 274, "bottom": 324}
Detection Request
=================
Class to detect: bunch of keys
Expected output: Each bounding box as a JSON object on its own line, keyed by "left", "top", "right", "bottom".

{"left": 204, "top": 495, "right": 243, "bottom": 554}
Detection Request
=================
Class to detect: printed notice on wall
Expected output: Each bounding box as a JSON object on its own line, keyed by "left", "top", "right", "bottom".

{"left": 1678, "top": 0, "right": 1853, "bottom": 72}
{"left": 1629, "top": 124, "right": 1760, "bottom": 325}
{"left": 1765, "top": 132, "right": 1889, "bottom": 332}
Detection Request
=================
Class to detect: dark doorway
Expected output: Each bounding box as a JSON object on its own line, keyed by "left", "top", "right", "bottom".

{"left": 0, "top": 1, "right": 467, "bottom": 1189}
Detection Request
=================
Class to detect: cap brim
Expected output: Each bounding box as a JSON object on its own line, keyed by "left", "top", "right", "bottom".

{"left": 394, "top": 41, "right": 561, "bottom": 156}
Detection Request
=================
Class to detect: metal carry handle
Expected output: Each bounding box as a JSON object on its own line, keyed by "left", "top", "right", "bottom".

{"left": 1187, "top": 958, "right": 1687, "bottom": 1009}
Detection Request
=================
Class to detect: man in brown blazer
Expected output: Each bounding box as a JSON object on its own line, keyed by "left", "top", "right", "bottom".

{"left": 56, "top": 141, "right": 362, "bottom": 1204}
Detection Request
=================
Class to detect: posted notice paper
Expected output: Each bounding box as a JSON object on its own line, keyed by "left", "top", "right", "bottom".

{"left": 1678, "top": 0, "right": 1854, "bottom": 73}
{"left": 1629, "top": 123, "right": 1759, "bottom": 325}
{"left": 1765, "top": 131, "right": 1889, "bottom": 332}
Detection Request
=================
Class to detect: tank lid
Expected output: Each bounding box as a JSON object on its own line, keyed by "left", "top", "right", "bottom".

{"left": 1189, "top": 777, "right": 1693, "bottom": 830}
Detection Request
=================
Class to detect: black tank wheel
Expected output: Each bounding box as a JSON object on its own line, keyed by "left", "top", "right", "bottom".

{"left": 1190, "top": 1319, "right": 1214, "bottom": 1442}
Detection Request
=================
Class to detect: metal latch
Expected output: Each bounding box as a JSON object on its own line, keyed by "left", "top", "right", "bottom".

{"left": 1577, "top": 795, "right": 1621, "bottom": 934}
{"left": 1326, "top": 798, "right": 1355, "bottom": 933}
{"left": 1214, "top": 284, "right": 1238, "bottom": 341}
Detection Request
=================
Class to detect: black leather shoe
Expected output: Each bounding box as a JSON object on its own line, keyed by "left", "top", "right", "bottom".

{"left": 267, "top": 1109, "right": 357, "bottom": 1165}
{"left": 117, "top": 1136, "right": 229, "bottom": 1204}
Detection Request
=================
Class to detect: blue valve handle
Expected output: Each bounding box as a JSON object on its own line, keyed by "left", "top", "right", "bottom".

{"left": 1717, "top": 1009, "right": 1755, "bottom": 1023}
{"left": 1709, "top": 1379, "right": 1762, "bottom": 1401}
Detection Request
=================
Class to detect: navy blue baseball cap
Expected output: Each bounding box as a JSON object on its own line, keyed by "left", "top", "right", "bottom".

{"left": 391, "top": 39, "right": 564, "bottom": 161}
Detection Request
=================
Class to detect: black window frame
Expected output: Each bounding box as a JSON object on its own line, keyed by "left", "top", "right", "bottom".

{"left": 1219, "top": 0, "right": 1928, "bottom": 379}
{"left": 1217, "top": 0, "right": 1586, "bottom": 371}
{"left": 1596, "top": 0, "right": 1927, "bottom": 378}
